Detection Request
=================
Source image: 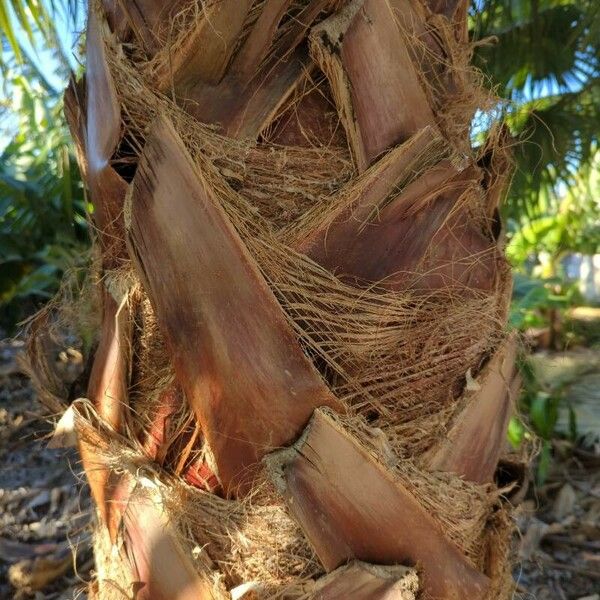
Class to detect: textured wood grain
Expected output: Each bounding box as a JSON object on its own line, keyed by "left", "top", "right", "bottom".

{"left": 123, "top": 480, "right": 217, "bottom": 600}
{"left": 294, "top": 126, "right": 442, "bottom": 248}
{"left": 116, "top": 0, "right": 189, "bottom": 54}
{"left": 154, "top": 0, "right": 253, "bottom": 89}
{"left": 127, "top": 117, "right": 340, "bottom": 494}
{"left": 83, "top": 7, "right": 131, "bottom": 540}
{"left": 75, "top": 407, "right": 215, "bottom": 596}
{"left": 82, "top": 290, "right": 131, "bottom": 541}
{"left": 183, "top": 46, "right": 308, "bottom": 139}
{"left": 298, "top": 155, "right": 499, "bottom": 292}
{"left": 175, "top": 0, "right": 341, "bottom": 139}
{"left": 101, "top": 0, "right": 131, "bottom": 42}
{"left": 87, "top": 291, "right": 130, "bottom": 433}
{"left": 267, "top": 409, "right": 490, "bottom": 600}
{"left": 72, "top": 8, "right": 132, "bottom": 543}
{"left": 426, "top": 0, "right": 469, "bottom": 42}
{"left": 229, "top": 0, "right": 294, "bottom": 79}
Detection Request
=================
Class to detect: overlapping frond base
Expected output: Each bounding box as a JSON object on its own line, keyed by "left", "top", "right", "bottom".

{"left": 26, "top": 0, "right": 525, "bottom": 598}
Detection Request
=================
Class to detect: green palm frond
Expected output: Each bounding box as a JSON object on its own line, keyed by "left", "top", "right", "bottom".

{"left": 0, "top": 72, "right": 87, "bottom": 318}
{"left": 472, "top": 0, "right": 599, "bottom": 224}
{"left": 473, "top": 2, "right": 597, "bottom": 96}
{"left": 0, "top": 0, "right": 79, "bottom": 63}
{"left": 506, "top": 81, "right": 600, "bottom": 220}
{"left": 0, "top": 0, "right": 48, "bottom": 61}
{"left": 507, "top": 149, "right": 600, "bottom": 265}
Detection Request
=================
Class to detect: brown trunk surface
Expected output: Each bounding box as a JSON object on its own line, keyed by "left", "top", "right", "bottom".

{"left": 425, "top": 333, "right": 520, "bottom": 483}
{"left": 25, "top": 0, "right": 521, "bottom": 598}
{"left": 311, "top": 561, "right": 419, "bottom": 599}
{"left": 310, "top": 0, "right": 436, "bottom": 170}
{"left": 127, "top": 116, "right": 340, "bottom": 494}
{"left": 267, "top": 409, "right": 490, "bottom": 600}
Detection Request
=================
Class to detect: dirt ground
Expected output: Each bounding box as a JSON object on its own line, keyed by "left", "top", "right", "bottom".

{"left": 515, "top": 347, "right": 600, "bottom": 599}
{"left": 0, "top": 339, "right": 91, "bottom": 600}
{"left": 0, "top": 336, "right": 598, "bottom": 599}
{"left": 514, "top": 449, "right": 600, "bottom": 599}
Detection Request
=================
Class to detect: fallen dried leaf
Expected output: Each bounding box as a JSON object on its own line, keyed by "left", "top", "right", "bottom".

{"left": 552, "top": 483, "right": 577, "bottom": 522}
{"left": 519, "top": 519, "right": 549, "bottom": 560}
{"left": 8, "top": 555, "right": 72, "bottom": 592}
{"left": 519, "top": 518, "right": 565, "bottom": 560}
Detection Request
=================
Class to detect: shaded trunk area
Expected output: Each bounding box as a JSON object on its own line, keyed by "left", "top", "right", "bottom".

{"left": 27, "top": 0, "right": 523, "bottom": 598}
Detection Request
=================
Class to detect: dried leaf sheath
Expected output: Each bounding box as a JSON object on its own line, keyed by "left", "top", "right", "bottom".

{"left": 311, "top": 561, "right": 419, "bottom": 599}
{"left": 122, "top": 480, "right": 217, "bottom": 600}
{"left": 425, "top": 334, "right": 521, "bottom": 483}
{"left": 80, "top": 289, "right": 130, "bottom": 540}
{"left": 310, "top": 0, "right": 436, "bottom": 170}
{"left": 267, "top": 410, "right": 490, "bottom": 600}
{"left": 152, "top": 0, "right": 253, "bottom": 88}
{"left": 85, "top": 8, "right": 127, "bottom": 266}
{"left": 126, "top": 116, "right": 340, "bottom": 494}
{"left": 75, "top": 6, "right": 132, "bottom": 543}
{"left": 44, "top": 0, "right": 521, "bottom": 597}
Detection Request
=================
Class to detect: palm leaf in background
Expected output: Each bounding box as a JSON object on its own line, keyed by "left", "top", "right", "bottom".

{"left": 0, "top": 0, "right": 85, "bottom": 329}
{"left": 0, "top": 69, "right": 87, "bottom": 324}
{"left": 508, "top": 150, "right": 600, "bottom": 265}
{"left": 0, "top": 1, "right": 81, "bottom": 58}
{"left": 0, "top": 0, "right": 49, "bottom": 61}
{"left": 472, "top": 0, "right": 600, "bottom": 227}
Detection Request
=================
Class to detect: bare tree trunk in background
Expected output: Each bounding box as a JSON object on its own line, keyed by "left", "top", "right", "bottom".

{"left": 28, "top": 0, "right": 524, "bottom": 598}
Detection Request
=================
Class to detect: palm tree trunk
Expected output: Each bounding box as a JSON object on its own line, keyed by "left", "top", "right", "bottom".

{"left": 32, "top": 0, "right": 521, "bottom": 598}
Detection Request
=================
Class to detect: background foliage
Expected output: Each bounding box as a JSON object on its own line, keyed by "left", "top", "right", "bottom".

{"left": 472, "top": 0, "right": 600, "bottom": 226}
{"left": 0, "top": 0, "right": 85, "bottom": 329}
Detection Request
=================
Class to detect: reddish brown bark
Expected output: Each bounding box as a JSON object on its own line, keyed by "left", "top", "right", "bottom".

{"left": 114, "top": 0, "right": 190, "bottom": 54}
{"left": 297, "top": 156, "right": 499, "bottom": 292}
{"left": 425, "top": 334, "right": 520, "bottom": 483}
{"left": 266, "top": 83, "right": 347, "bottom": 147}
{"left": 267, "top": 410, "right": 490, "bottom": 600}
{"left": 86, "top": 291, "right": 129, "bottom": 432}
{"left": 183, "top": 46, "right": 308, "bottom": 139}
{"left": 75, "top": 9, "right": 133, "bottom": 541}
{"left": 122, "top": 480, "right": 217, "bottom": 600}
{"left": 58, "top": 2, "right": 518, "bottom": 597}
{"left": 139, "top": 384, "right": 181, "bottom": 465}
{"left": 310, "top": 0, "right": 436, "bottom": 171}
{"left": 127, "top": 117, "right": 340, "bottom": 494}
{"left": 81, "top": 290, "right": 131, "bottom": 541}
{"left": 150, "top": 1, "right": 346, "bottom": 139}
{"left": 153, "top": 0, "right": 253, "bottom": 89}
{"left": 101, "top": 0, "right": 131, "bottom": 42}
{"left": 86, "top": 8, "right": 128, "bottom": 267}
{"left": 294, "top": 125, "right": 441, "bottom": 248}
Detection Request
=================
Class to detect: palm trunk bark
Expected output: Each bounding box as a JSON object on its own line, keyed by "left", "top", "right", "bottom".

{"left": 31, "top": 0, "right": 522, "bottom": 598}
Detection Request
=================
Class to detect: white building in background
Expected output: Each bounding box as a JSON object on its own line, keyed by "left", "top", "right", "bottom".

{"left": 563, "top": 254, "right": 600, "bottom": 303}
